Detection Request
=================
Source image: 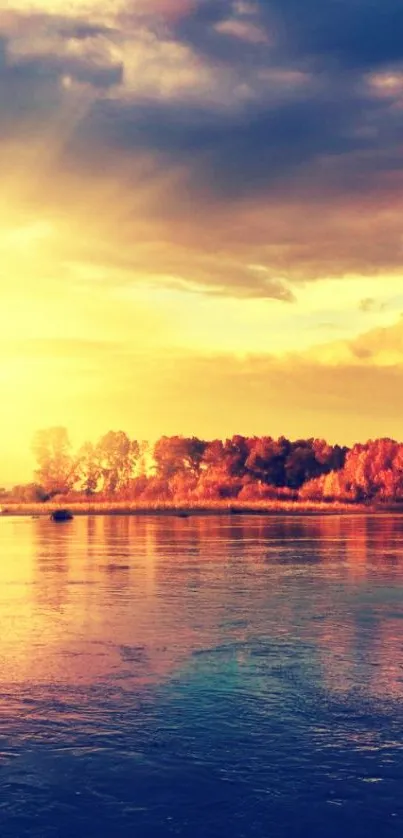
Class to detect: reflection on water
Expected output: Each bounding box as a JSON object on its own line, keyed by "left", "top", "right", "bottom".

{"left": 1, "top": 514, "right": 403, "bottom": 836}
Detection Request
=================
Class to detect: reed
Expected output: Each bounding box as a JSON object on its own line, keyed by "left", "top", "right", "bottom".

{"left": 1, "top": 499, "right": 371, "bottom": 516}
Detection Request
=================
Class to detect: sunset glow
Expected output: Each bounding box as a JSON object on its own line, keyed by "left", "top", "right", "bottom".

{"left": 1, "top": 0, "right": 403, "bottom": 484}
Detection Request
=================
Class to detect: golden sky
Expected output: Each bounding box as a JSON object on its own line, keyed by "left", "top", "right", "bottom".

{"left": 1, "top": 0, "right": 403, "bottom": 483}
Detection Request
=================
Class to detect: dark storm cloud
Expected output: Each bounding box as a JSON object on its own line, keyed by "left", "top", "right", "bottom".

{"left": 174, "top": 0, "right": 271, "bottom": 62}
{"left": 176, "top": 1, "right": 403, "bottom": 70}
{"left": 2, "top": 0, "right": 403, "bottom": 293}
{"left": 68, "top": 1, "right": 403, "bottom": 207}
{"left": 263, "top": 0, "right": 403, "bottom": 70}
{"left": 81, "top": 73, "right": 390, "bottom": 204}
{"left": 0, "top": 45, "right": 60, "bottom": 132}
{"left": 2, "top": 1, "right": 402, "bottom": 198}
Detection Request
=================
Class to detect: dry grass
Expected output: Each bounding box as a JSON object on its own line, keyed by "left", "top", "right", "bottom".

{"left": 1, "top": 499, "right": 372, "bottom": 517}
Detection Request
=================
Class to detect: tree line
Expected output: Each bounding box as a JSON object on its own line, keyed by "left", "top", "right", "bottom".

{"left": 1, "top": 426, "right": 400, "bottom": 504}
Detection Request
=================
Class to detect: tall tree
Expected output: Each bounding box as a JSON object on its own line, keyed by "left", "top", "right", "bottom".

{"left": 95, "top": 431, "right": 139, "bottom": 495}
{"left": 76, "top": 441, "right": 100, "bottom": 495}
{"left": 153, "top": 436, "right": 206, "bottom": 480}
{"left": 32, "top": 427, "right": 76, "bottom": 497}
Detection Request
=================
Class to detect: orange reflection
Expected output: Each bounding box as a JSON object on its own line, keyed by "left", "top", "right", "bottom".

{"left": 0, "top": 513, "right": 403, "bottom": 703}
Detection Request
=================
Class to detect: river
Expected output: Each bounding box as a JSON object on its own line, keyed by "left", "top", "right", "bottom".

{"left": 1, "top": 513, "right": 403, "bottom": 836}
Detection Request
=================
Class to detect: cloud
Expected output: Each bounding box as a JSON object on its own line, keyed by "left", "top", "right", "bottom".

{"left": 2, "top": 0, "right": 403, "bottom": 299}
{"left": 213, "top": 17, "right": 269, "bottom": 44}
{"left": 302, "top": 316, "right": 403, "bottom": 367}
{"left": 263, "top": 0, "right": 403, "bottom": 70}
{"left": 0, "top": 11, "right": 122, "bottom": 91}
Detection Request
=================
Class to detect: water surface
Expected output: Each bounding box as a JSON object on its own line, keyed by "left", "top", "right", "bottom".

{"left": 1, "top": 513, "right": 403, "bottom": 836}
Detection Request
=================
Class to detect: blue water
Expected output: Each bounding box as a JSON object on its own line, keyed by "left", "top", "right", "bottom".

{"left": 1, "top": 513, "right": 403, "bottom": 836}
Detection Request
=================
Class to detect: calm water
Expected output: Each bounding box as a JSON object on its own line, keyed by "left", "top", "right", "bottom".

{"left": 1, "top": 514, "right": 403, "bottom": 837}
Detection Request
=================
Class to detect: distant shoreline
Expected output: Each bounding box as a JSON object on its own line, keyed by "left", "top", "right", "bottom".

{"left": 1, "top": 501, "right": 402, "bottom": 517}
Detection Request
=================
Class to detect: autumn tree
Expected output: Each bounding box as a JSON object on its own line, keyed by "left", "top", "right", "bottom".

{"left": 32, "top": 427, "right": 76, "bottom": 497}
{"left": 201, "top": 439, "right": 225, "bottom": 471}
{"left": 76, "top": 441, "right": 100, "bottom": 495}
{"left": 153, "top": 436, "right": 206, "bottom": 481}
{"left": 27, "top": 426, "right": 357, "bottom": 504}
{"left": 299, "top": 439, "right": 402, "bottom": 502}
{"left": 134, "top": 440, "right": 153, "bottom": 477}
{"left": 196, "top": 438, "right": 244, "bottom": 499}
{"left": 95, "top": 431, "right": 139, "bottom": 495}
{"left": 245, "top": 436, "right": 289, "bottom": 486}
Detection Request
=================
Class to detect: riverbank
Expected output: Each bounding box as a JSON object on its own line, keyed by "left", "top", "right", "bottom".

{"left": 0, "top": 499, "right": 396, "bottom": 517}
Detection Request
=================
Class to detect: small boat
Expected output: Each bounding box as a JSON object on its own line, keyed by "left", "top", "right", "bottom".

{"left": 51, "top": 509, "right": 74, "bottom": 522}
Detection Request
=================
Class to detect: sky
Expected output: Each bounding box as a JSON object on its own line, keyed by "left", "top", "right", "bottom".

{"left": 1, "top": 0, "right": 403, "bottom": 483}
